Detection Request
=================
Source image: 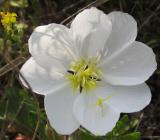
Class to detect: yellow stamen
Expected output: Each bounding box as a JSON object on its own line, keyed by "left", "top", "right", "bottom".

{"left": 66, "top": 58, "right": 102, "bottom": 93}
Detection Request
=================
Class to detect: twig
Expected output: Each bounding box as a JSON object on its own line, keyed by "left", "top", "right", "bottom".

{"left": 39, "top": 0, "right": 85, "bottom": 19}
{"left": 142, "top": 136, "right": 160, "bottom": 139}
{"left": 18, "top": 72, "right": 41, "bottom": 140}
{"left": 61, "top": 0, "right": 85, "bottom": 13}
{"left": 135, "top": 113, "right": 144, "bottom": 131}
{"left": 31, "top": 117, "right": 40, "bottom": 140}
{"left": 0, "top": 56, "right": 27, "bottom": 77}
{"left": 139, "top": 2, "right": 160, "bottom": 30}
{"left": 0, "top": 100, "right": 9, "bottom": 140}
{"left": 61, "top": 0, "right": 110, "bottom": 25}
{"left": 6, "top": 58, "right": 41, "bottom": 140}
{"left": 7, "top": 99, "right": 25, "bottom": 129}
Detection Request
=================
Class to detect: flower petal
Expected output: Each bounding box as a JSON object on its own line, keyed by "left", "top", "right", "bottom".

{"left": 102, "top": 11, "right": 137, "bottom": 62}
{"left": 109, "top": 83, "right": 151, "bottom": 113}
{"left": 93, "top": 83, "right": 151, "bottom": 113}
{"left": 71, "top": 7, "right": 112, "bottom": 57}
{"left": 44, "top": 85, "right": 80, "bottom": 135}
{"left": 102, "top": 41, "right": 157, "bottom": 85}
{"left": 73, "top": 92, "right": 120, "bottom": 136}
{"left": 29, "top": 23, "right": 76, "bottom": 74}
{"left": 20, "top": 57, "right": 65, "bottom": 95}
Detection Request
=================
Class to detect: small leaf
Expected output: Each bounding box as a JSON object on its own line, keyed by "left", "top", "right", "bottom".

{"left": 118, "top": 132, "right": 141, "bottom": 140}
{"left": 114, "top": 115, "right": 129, "bottom": 134}
{"left": 80, "top": 130, "right": 102, "bottom": 140}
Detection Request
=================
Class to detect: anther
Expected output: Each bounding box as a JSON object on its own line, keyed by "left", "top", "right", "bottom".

{"left": 96, "top": 78, "right": 101, "bottom": 81}
{"left": 67, "top": 70, "right": 75, "bottom": 75}
{"left": 89, "top": 76, "right": 101, "bottom": 81}
{"left": 84, "top": 65, "right": 89, "bottom": 70}
{"left": 80, "top": 84, "right": 83, "bottom": 93}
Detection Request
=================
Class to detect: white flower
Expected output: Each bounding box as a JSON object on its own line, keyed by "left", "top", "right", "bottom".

{"left": 20, "top": 7, "right": 157, "bottom": 136}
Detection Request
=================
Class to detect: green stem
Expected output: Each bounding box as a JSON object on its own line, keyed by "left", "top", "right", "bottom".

{"left": 64, "top": 135, "right": 69, "bottom": 140}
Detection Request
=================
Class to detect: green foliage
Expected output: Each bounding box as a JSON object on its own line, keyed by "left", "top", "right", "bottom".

{"left": 0, "top": 87, "right": 49, "bottom": 139}
{"left": 117, "top": 132, "right": 140, "bottom": 140}
{"left": 106, "top": 115, "right": 140, "bottom": 140}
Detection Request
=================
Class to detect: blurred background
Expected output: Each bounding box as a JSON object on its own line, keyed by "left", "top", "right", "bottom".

{"left": 0, "top": 0, "right": 160, "bottom": 140}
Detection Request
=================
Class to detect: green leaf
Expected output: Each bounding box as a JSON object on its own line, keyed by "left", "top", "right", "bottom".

{"left": 114, "top": 115, "right": 129, "bottom": 135}
{"left": 79, "top": 130, "right": 102, "bottom": 140}
{"left": 0, "top": 86, "right": 49, "bottom": 139}
{"left": 118, "top": 132, "right": 141, "bottom": 140}
{"left": 106, "top": 115, "right": 141, "bottom": 140}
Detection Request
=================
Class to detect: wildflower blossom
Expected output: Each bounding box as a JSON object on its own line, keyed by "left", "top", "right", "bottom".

{"left": 0, "top": 12, "right": 17, "bottom": 32}
{"left": 20, "top": 7, "right": 157, "bottom": 135}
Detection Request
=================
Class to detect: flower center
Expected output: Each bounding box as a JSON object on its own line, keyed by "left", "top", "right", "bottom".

{"left": 66, "top": 58, "right": 102, "bottom": 93}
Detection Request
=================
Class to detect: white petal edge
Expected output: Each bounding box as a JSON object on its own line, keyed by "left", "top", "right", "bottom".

{"left": 71, "top": 7, "right": 112, "bottom": 57}
{"left": 20, "top": 57, "right": 65, "bottom": 95}
{"left": 73, "top": 93, "right": 120, "bottom": 136}
{"left": 29, "top": 23, "right": 76, "bottom": 74}
{"left": 93, "top": 83, "right": 152, "bottom": 113}
{"left": 109, "top": 83, "right": 152, "bottom": 113}
{"left": 44, "top": 85, "right": 80, "bottom": 135}
{"left": 102, "top": 41, "right": 157, "bottom": 85}
{"left": 102, "top": 11, "right": 137, "bottom": 62}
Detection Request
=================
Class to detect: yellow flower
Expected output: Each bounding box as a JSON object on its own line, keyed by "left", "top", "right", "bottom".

{"left": 0, "top": 12, "right": 17, "bottom": 32}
